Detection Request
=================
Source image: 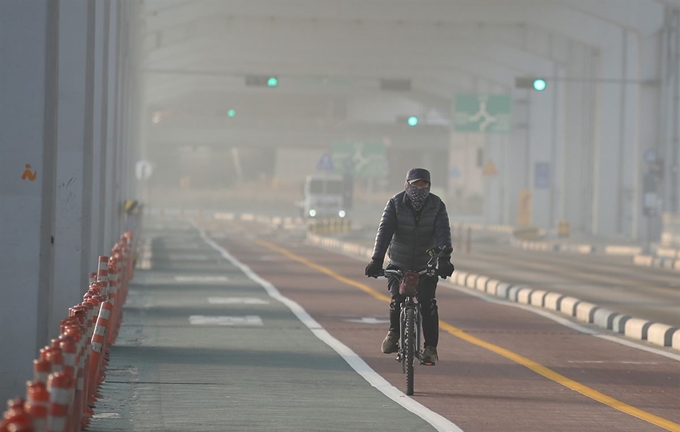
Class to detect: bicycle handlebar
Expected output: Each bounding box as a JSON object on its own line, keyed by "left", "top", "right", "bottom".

{"left": 376, "top": 245, "right": 453, "bottom": 279}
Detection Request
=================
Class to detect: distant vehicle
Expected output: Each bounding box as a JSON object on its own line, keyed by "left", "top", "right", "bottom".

{"left": 300, "top": 173, "right": 348, "bottom": 219}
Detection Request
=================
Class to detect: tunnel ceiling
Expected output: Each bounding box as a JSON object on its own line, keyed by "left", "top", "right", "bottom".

{"left": 141, "top": 0, "right": 675, "bottom": 148}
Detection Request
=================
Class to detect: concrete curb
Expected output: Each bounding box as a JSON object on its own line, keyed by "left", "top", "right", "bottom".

{"left": 453, "top": 220, "right": 651, "bottom": 257}
{"left": 308, "top": 233, "right": 680, "bottom": 351}
{"left": 632, "top": 254, "right": 680, "bottom": 271}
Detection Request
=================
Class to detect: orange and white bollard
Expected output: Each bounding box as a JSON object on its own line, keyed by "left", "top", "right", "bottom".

{"left": 96, "top": 257, "right": 109, "bottom": 297}
{"left": 88, "top": 301, "right": 112, "bottom": 404}
{"left": 41, "top": 348, "right": 63, "bottom": 375}
{"left": 46, "top": 373, "right": 71, "bottom": 432}
{"left": 106, "top": 259, "right": 119, "bottom": 346}
{"left": 68, "top": 306, "right": 93, "bottom": 427}
{"left": 26, "top": 382, "right": 49, "bottom": 432}
{"left": 56, "top": 336, "right": 77, "bottom": 432}
{"left": 1, "top": 398, "right": 34, "bottom": 432}
{"left": 33, "top": 359, "right": 51, "bottom": 385}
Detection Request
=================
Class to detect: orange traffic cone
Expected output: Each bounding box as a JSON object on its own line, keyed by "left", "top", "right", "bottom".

{"left": 26, "top": 382, "right": 49, "bottom": 432}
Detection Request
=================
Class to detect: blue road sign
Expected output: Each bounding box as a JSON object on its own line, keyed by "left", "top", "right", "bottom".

{"left": 645, "top": 149, "right": 658, "bottom": 163}
{"left": 535, "top": 162, "right": 550, "bottom": 189}
{"left": 317, "top": 152, "right": 334, "bottom": 171}
{"left": 449, "top": 166, "right": 461, "bottom": 179}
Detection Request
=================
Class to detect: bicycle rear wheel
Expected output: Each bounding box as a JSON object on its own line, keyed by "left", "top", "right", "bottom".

{"left": 405, "top": 307, "right": 415, "bottom": 395}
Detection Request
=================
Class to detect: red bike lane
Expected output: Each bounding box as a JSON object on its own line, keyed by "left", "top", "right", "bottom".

{"left": 212, "top": 229, "right": 680, "bottom": 432}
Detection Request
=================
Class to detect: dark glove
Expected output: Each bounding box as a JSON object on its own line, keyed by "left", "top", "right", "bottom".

{"left": 437, "top": 259, "right": 454, "bottom": 278}
{"left": 365, "top": 259, "right": 384, "bottom": 278}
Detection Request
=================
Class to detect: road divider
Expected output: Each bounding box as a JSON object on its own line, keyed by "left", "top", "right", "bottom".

{"left": 632, "top": 254, "right": 680, "bottom": 271}
{"left": 306, "top": 233, "right": 680, "bottom": 351}
{"left": 0, "top": 232, "right": 136, "bottom": 432}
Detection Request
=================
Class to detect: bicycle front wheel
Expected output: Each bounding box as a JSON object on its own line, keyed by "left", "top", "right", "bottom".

{"left": 405, "top": 307, "right": 415, "bottom": 395}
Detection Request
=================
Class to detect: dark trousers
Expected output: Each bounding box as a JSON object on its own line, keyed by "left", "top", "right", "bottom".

{"left": 387, "top": 268, "right": 439, "bottom": 348}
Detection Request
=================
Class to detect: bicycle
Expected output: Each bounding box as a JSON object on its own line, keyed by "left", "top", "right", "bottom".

{"left": 378, "top": 245, "right": 453, "bottom": 396}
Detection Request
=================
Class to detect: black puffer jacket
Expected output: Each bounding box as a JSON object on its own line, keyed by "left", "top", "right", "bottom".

{"left": 371, "top": 191, "right": 452, "bottom": 270}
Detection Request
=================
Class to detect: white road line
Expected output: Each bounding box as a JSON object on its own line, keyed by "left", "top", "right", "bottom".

{"left": 208, "top": 297, "right": 269, "bottom": 305}
{"left": 198, "top": 228, "right": 463, "bottom": 432}
{"left": 174, "top": 275, "right": 229, "bottom": 282}
{"left": 567, "top": 360, "right": 659, "bottom": 365}
{"left": 189, "top": 315, "right": 263, "bottom": 326}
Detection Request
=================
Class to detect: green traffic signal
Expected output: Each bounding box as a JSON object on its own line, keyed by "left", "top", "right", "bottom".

{"left": 407, "top": 116, "right": 419, "bottom": 126}
{"left": 267, "top": 77, "right": 279, "bottom": 87}
{"left": 533, "top": 79, "right": 547, "bottom": 91}
{"left": 227, "top": 109, "right": 236, "bottom": 117}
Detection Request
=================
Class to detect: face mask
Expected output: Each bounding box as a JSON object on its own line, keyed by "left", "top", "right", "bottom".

{"left": 406, "top": 183, "right": 430, "bottom": 211}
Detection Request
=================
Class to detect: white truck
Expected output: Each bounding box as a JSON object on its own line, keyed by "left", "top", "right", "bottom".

{"left": 300, "top": 173, "right": 348, "bottom": 219}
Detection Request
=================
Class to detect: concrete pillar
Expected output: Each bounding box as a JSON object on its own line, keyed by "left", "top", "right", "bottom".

{"left": 0, "top": 0, "right": 59, "bottom": 402}
{"left": 90, "top": 0, "right": 108, "bottom": 259}
{"left": 103, "top": 0, "right": 119, "bottom": 250}
{"left": 51, "top": 0, "right": 96, "bottom": 336}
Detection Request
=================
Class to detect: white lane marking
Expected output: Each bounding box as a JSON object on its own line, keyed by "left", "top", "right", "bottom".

{"left": 92, "top": 413, "right": 122, "bottom": 419}
{"left": 327, "top": 246, "right": 680, "bottom": 363}
{"left": 595, "top": 334, "right": 680, "bottom": 361}
{"left": 208, "top": 297, "right": 269, "bottom": 305}
{"left": 567, "top": 360, "right": 659, "bottom": 365}
{"left": 189, "top": 315, "right": 263, "bottom": 326}
{"left": 198, "top": 228, "right": 463, "bottom": 432}
{"left": 345, "top": 317, "right": 391, "bottom": 324}
{"left": 174, "top": 275, "right": 229, "bottom": 282}
{"left": 168, "top": 254, "right": 210, "bottom": 261}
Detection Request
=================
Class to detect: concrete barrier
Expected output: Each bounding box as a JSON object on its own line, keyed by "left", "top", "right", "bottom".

{"left": 455, "top": 271, "right": 468, "bottom": 287}
{"left": 624, "top": 318, "right": 651, "bottom": 340}
{"left": 558, "top": 296, "right": 581, "bottom": 317}
{"left": 593, "top": 308, "right": 619, "bottom": 330}
{"left": 544, "top": 292, "right": 563, "bottom": 311}
{"left": 496, "top": 283, "right": 512, "bottom": 299}
{"left": 517, "top": 287, "right": 533, "bottom": 305}
{"left": 475, "top": 276, "right": 489, "bottom": 292}
{"left": 530, "top": 290, "right": 548, "bottom": 307}
{"left": 486, "top": 279, "right": 500, "bottom": 295}
{"left": 575, "top": 302, "right": 598, "bottom": 323}
{"left": 646, "top": 323, "right": 677, "bottom": 347}
{"left": 507, "top": 285, "right": 523, "bottom": 302}
{"left": 612, "top": 314, "right": 631, "bottom": 334}
{"left": 605, "top": 245, "right": 643, "bottom": 256}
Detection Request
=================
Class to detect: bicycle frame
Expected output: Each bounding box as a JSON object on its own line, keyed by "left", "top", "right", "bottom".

{"left": 397, "top": 297, "right": 423, "bottom": 368}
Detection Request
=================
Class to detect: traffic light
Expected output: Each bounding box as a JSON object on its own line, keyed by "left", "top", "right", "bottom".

{"left": 245, "top": 75, "right": 279, "bottom": 88}
{"left": 227, "top": 109, "right": 236, "bottom": 117}
{"left": 515, "top": 77, "right": 547, "bottom": 91}
{"left": 407, "top": 116, "right": 419, "bottom": 126}
{"left": 532, "top": 79, "right": 546, "bottom": 91}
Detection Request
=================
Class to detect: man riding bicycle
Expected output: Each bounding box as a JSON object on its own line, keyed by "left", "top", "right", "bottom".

{"left": 364, "top": 168, "right": 454, "bottom": 365}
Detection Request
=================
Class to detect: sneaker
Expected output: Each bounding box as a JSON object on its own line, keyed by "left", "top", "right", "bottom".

{"left": 381, "top": 331, "right": 399, "bottom": 354}
{"left": 422, "top": 346, "right": 438, "bottom": 365}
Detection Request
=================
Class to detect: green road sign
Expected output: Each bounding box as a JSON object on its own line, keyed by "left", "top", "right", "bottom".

{"left": 454, "top": 94, "right": 511, "bottom": 133}
{"left": 332, "top": 141, "right": 387, "bottom": 178}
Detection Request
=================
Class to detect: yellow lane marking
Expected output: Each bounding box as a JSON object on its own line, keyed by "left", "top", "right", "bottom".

{"left": 255, "top": 239, "right": 680, "bottom": 432}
